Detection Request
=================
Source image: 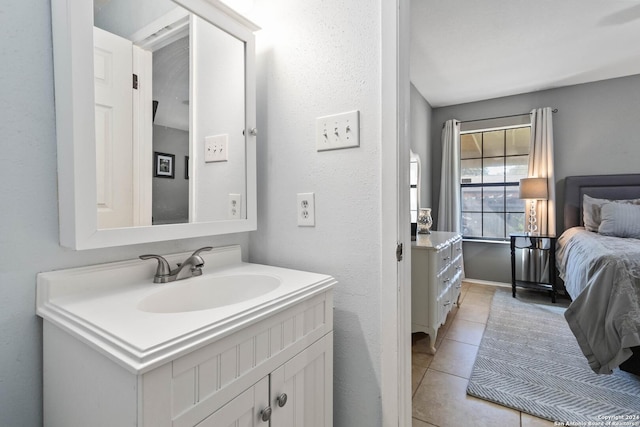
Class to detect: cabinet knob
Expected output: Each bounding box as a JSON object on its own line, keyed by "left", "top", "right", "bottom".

{"left": 260, "top": 406, "right": 272, "bottom": 422}
{"left": 277, "top": 393, "right": 288, "bottom": 407}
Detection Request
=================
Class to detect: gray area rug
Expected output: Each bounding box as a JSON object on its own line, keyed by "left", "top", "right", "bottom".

{"left": 467, "top": 290, "right": 640, "bottom": 423}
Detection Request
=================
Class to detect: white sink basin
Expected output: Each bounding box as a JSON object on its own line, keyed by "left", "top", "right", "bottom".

{"left": 137, "top": 274, "right": 281, "bottom": 313}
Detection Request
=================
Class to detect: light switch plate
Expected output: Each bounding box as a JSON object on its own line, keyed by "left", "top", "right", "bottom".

{"left": 228, "top": 194, "right": 241, "bottom": 219}
{"left": 297, "top": 193, "right": 315, "bottom": 227}
{"left": 205, "top": 134, "right": 228, "bottom": 162}
{"left": 316, "top": 110, "right": 360, "bottom": 151}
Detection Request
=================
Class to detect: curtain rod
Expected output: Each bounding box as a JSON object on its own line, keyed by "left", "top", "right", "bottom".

{"left": 454, "top": 108, "right": 558, "bottom": 126}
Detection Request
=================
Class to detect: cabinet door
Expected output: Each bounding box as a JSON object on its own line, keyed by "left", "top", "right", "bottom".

{"left": 270, "top": 333, "right": 333, "bottom": 427}
{"left": 196, "top": 376, "right": 269, "bottom": 427}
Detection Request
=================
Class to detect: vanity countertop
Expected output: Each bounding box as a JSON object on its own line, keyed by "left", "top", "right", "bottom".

{"left": 36, "top": 245, "right": 336, "bottom": 373}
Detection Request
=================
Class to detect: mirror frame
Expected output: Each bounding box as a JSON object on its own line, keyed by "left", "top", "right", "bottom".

{"left": 52, "top": 0, "right": 259, "bottom": 249}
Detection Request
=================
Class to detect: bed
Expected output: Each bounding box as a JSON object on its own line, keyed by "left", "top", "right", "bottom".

{"left": 557, "top": 174, "right": 640, "bottom": 375}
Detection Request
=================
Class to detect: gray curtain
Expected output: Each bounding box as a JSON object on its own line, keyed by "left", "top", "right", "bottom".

{"left": 437, "top": 119, "right": 461, "bottom": 232}
{"left": 528, "top": 107, "right": 556, "bottom": 235}
{"left": 523, "top": 107, "right": 556, "bottom": 282}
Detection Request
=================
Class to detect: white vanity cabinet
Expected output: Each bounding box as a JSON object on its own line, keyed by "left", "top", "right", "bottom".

{"left": 201, "top": 334, "right": 332, "bottom": 427}
{"left": 43, "top": 292, "right": 333, "bottom": 427}
{"left": 140, "top": 293, "right": 333, "bottom": 427}
{"left": 37, "top": 246, "right": 335, "bottom": 427}
{"left": 411, "top": 231, "right": 463, "bottom": 354}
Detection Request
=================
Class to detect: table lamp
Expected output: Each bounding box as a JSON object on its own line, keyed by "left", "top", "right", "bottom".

{"left": 519, "top": 177, "right": 548, "bottom": 235}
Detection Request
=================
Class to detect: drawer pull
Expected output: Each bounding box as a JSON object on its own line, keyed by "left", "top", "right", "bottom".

{"left": 443, "top": 300, "right": 452, "bottom": 307}
{"left": 260, "top": 407, "right": 272, "bottom": 422}
{"left": 443, "top": 278, "right": 450, "bottom": 282}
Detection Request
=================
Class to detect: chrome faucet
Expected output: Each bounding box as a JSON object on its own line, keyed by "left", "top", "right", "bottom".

{"left": 140, "top": 247, "right": 213, "bottom": 283}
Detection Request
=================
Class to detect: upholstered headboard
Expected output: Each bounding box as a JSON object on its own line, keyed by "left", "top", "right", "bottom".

{"left": 564, "top": 174, "right": 640, "bottom": 230}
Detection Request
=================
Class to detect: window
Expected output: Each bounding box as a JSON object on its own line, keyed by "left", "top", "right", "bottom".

{"left": 460, "top": 126, "right": 530, "bottom": 240}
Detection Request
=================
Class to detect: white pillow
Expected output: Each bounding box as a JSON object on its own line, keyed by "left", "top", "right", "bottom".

{"left": 583, "top": 194, "right": 640, "bottom": 232}
{"left": 598, "top": 203, "right": 640, "bottom": 239}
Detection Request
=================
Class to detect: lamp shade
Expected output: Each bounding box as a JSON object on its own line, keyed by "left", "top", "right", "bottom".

{"left": 519, "top": 177, "right": 548, "bottom": 200}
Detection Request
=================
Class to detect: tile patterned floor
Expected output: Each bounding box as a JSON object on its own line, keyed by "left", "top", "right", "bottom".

{"left": 411, "top": 282, "right": 556, "bottom": 427}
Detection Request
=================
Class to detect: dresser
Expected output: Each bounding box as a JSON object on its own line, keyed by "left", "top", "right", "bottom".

{"left": 411, "top": 231, "right": 463, "bottom": 354}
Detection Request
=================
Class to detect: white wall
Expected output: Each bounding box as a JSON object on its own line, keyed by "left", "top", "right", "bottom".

{"left": 429, "top": 74, "right": 640, "bottom": 283}
{"left": 0, "top": 0, "right": 249, "bottom": 425}
{"left": 410, "top": 83, "right": 433, "bottom": 209}
{"left": 241, "top": 1, "right": 385, "bottom": 425}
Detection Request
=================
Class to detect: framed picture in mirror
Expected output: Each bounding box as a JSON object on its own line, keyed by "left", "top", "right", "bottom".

{"left": 154, "top": 152, "right": 175, "bottom": 179}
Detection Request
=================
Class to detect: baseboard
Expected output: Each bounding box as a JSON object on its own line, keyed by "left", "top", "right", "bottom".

{"left": 462, "top": 278, "right": 511, "bottom": 289}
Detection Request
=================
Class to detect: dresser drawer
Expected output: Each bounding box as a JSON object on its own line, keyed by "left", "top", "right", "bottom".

{"left": 451, "top": 254, "right": 463, "bottom": 277}
{"left": 451, "top": 238, "right": 463, "bottom": 259}
{"left": 436, "top": 289, "right": 455, "bottom": 328}
{"left": 437, "top": 271, "right": 453, "bottom": 298}
{"left": 436, "top": 247, "right": 452, "bottom": 274}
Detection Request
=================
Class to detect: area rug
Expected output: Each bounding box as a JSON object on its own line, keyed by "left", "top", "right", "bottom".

{"left": 467, "top": 290, "right": 640, "bottom": 423}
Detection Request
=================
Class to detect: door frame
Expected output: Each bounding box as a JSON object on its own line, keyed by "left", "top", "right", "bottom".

{"left": 380, "top": 0, "right": 411, "bottom": 425}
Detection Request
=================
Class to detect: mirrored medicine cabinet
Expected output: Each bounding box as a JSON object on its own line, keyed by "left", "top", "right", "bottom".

{"left": 51, "top": 0, "right": 259, "bottom": 249}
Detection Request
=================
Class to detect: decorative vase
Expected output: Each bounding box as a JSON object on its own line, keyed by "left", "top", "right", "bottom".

{"left": 417, "top": 208, "right": 433, "bottom": 234}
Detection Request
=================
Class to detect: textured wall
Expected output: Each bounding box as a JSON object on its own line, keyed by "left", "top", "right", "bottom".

{"left": 410, "top": 83, "right": 433, "bottom": 209}
{"left": 429, "top": 74, "right": 640, "bottom": 282}
{"left": 0, "top": 1, "right": 249, "bottom": 425}
{"left": 240, "top": 1, "right": 384, "bottom": 425}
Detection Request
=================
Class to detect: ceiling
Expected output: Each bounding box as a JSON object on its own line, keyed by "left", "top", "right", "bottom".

{"left": 411, "top": 0, "right": 640, "bottom": 107}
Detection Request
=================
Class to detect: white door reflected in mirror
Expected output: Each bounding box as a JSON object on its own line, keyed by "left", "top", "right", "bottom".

{"left": 94, "top": 27, "right": 137, "bottom": 228}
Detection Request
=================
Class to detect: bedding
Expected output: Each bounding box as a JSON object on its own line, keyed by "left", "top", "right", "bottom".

{"left": 598, "top": 202, "right": 640, "bottom": 238}
{"left": 556, "top": 227, "right": 640, "bottom": 374}
{"left": 582, "top": 194, "right": 640, "bottom": 232}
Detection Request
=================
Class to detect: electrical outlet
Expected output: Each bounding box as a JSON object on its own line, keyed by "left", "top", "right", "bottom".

{"left": 228, "top": 194, "right": 241, "bottom": 219}
{"left": 204, "top": 134, "right": 228, "bottom": 162}
{"left": 297, "top": 193, "right": 315, "bottom": 227}
{"left": 316, "top": 110, "right": 360, "bottom": 151}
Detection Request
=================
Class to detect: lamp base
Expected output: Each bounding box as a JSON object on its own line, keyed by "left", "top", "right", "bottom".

{"left": 527, "top": 200, "right": 538, "bottom": 235}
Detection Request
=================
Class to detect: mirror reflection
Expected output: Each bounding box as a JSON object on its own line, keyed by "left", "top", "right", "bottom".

{"left": 93, "top": 0, "right": 247, "bottom": 229}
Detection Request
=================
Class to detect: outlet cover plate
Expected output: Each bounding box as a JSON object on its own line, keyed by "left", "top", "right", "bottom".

{"left": 297, "top": 193, "right": 315, "bottom": 227}
{"left": 205, "top": 134, "right": 228, "bottom": 162}
{"left": 316, "top": 110, "right": 360, "bottom": 152}
{"left": 228, "top": 194, "right": 242, "bottom": 219}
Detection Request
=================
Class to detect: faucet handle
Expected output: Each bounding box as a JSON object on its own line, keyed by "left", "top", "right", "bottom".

{"left": 191, "top": 246, "right": 213, "bottom": 257}
{"left": 139, "top": 254, "right": 171, "bottom": 280}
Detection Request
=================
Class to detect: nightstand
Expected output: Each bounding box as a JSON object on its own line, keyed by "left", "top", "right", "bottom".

{"left": 510, "top": 233, "right": 557, "bottom": 303}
